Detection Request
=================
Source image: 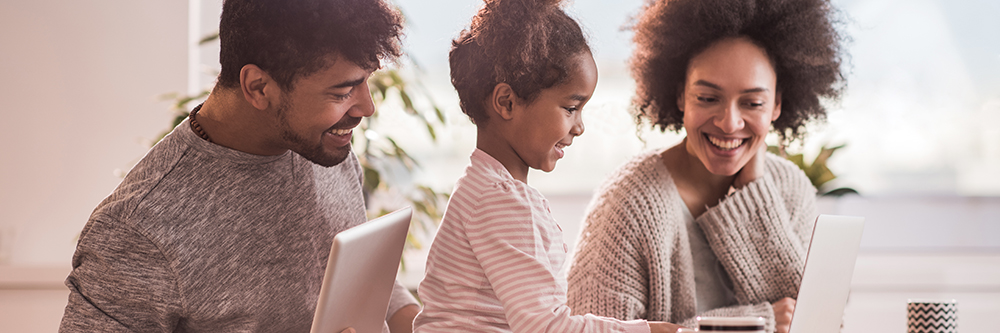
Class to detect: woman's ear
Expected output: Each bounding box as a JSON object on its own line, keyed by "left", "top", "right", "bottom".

{"left": 240, "top": 64, "right": 280, "bottom": 111}
{"left": 676, "top": 85, "right": 686, "bottom": 112}
{"left": 771, "top": 91, "right": 782, "bottom": 121}
{"left": 489, "top": 83, "right": 517, "bottom": 121}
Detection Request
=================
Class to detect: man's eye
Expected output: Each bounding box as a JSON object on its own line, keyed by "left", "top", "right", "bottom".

{"left": 332, "top": 90, "right": 353, "bottom": 101}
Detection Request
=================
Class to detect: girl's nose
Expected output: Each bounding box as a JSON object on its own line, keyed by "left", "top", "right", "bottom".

{"left": 570, "top": 112, "right": 585, "bottom": 136}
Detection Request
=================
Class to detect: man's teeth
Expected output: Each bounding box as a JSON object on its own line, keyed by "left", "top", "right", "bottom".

{"left": 707, "top": 135, "right": 743, "bottom": 150}
{"left": 328, "top": 128, "right": 352, "bottom": 136}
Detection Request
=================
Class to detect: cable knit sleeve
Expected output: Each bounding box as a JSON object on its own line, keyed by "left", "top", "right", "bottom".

{"left": 696, "top": 153, "right": 818, "bottom": 316}
{"left": 567, "top": 152, "right": 676, "bottom": 322}
{"left": 567, "top": 195, "right": 651, "bottom": 320}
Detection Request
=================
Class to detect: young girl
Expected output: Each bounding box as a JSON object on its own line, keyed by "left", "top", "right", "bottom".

{"left": 412, "top": 1, "right": 682, "bottom": 332}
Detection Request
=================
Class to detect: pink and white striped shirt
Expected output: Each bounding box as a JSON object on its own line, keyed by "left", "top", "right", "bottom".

{"left": 413, "top": 149, "right": 650, "bottom": 333}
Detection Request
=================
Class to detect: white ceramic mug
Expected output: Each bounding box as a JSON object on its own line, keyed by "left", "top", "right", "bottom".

{"left": 908, "top": 299, "right": 958, "bottom": 333}
{"left": 696, "top": 316, "right": 766, "bottom": 333}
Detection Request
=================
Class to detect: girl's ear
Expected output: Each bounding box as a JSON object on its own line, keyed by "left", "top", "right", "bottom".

{"left": 489, "top": 83, "right": 517, "bottom": 121}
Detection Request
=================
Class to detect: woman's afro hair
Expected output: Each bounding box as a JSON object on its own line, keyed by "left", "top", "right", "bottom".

{"left": 631, "top": 0, "right": 847, "bottom": 140}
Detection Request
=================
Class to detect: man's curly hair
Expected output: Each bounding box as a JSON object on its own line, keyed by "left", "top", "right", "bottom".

{"left": 631, "top": 0, "right": 846, "bottom": 140}
{"left": 217, "top": 0, "right": 403, "bottom": 90}
{"left": 449, "top": 0, "right": 591, "bottom": 125}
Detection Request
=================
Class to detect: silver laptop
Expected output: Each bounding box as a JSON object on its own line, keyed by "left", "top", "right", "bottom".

{"left": 789, "top": 214, "right": 865, "bottom": 333}
{"left": 310, "top": 207, "right": 412, "bottom": 333}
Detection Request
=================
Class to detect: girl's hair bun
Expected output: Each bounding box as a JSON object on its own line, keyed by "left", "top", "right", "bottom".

{"left": 450, "top": 0, "right": 589, "bottom": 125}
{"left": 471, "top": 0, "right": 564, "bottom": 84}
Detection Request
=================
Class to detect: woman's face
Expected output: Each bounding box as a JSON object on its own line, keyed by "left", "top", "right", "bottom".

{"left": 679, "top": 37, "right": 781, "bottom": 176}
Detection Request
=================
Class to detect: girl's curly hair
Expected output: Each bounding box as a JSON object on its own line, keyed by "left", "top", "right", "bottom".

{"left": 450, "top": 0, "right": 591, "bottom": 125}
{"left": 631, "top": 0, "right": 846, "bottom": 140}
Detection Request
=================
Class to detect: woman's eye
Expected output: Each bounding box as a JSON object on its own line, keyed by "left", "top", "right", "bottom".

{"left": 696, "top": 96, "right": 718, "bottom": 103}
{"left": 564, "top": 106, "right": 579, "bottom": 113}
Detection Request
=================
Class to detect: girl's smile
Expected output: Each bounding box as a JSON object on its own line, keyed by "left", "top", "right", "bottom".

{"left": 507, "top": 51, "right": 598, "bottom": 176}
{"left": 479, "top": 51, "right": 599, "bottom": 183}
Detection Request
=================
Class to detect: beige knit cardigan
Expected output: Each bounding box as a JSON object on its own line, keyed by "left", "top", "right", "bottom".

{"left": 566, "top": 149, "right": 817, "bottom": 332}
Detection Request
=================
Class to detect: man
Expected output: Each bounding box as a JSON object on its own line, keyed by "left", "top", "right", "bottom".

{"left": 59, "top": 0, "right": 420, "bottom": 331}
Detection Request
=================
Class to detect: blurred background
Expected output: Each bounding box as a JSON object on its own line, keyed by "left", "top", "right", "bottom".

{"left": 1, "top": 0, "right": 997, "bottom": 332}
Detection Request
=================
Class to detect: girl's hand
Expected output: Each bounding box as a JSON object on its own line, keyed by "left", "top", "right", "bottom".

{"left": 733, "top": 143, "right": 767, "bottom": 189}
{"left": 772, "top": 297, "right": 797, "bottom": 333}
{"left": 648, "top": 321, "right": 685, "bottom": 333}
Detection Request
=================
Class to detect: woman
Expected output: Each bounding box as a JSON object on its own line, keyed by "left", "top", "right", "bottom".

{"left": 565, "top": 0, "right": 846, "bottom": 332}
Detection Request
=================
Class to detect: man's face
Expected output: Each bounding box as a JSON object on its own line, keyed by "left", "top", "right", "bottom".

{"left": 274, "top": 56, "right": 375, "bottom": 167}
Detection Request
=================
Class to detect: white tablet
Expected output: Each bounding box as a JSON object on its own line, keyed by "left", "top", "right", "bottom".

{"left": 789, "top": 214, "right": 865, "bottom": 333}
{"left": 310, "top": 207, "right": 412, "bottom": 333}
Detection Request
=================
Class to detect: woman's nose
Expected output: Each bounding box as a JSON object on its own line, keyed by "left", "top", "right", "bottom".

{"left": 715, "top": 102, "right": 744, "bottom": 133}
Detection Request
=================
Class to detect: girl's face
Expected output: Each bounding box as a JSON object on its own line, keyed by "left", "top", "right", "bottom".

{"left": 509, "top": 52, "right": 598, "bottom": 173}
{"left": 679, "top": 37, "right": 781, "bottom": 176}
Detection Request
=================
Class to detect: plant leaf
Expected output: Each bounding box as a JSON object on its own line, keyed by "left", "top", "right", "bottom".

{"left": 363, "top": 165, "right": 381, "bottom": 192}
{"left": 787, "top": 154, "right": 806, "bottom": 170}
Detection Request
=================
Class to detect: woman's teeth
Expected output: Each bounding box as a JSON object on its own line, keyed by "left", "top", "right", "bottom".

{"left": 707, "top": 135, "right": 744, "bottom": 150}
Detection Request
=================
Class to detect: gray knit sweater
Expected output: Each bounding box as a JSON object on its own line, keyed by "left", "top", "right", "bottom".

{"left": 566, "top": 149, "right": 817, "bottom": 332}
{"left": 60, "top": 119, "right": 417, "bottom": 332}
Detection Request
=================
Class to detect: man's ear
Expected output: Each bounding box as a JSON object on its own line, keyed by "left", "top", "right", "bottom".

{"left": 771, "top": 91, "right": 782, "bottom": 121}
{"left": 489, "top": 83, "right": 517, "bottom": 121}
{"left": 240, "top": 64, "right": 280, "bottom": 111}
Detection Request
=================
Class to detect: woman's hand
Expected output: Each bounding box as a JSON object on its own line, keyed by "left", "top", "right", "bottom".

{"left": 733, "top": 143, "right": 767, "bottom": 189}
{"left": 772, "top": 297, "right": 796, "bottom": 333}
{"left": 648, "top": 321, "right": 686, "bottom": 333}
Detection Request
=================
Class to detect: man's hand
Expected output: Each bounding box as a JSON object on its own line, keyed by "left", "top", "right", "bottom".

{"left": 772, "top": 297, "right": 796, "bottom": 333}
{"left": 387, "top": 304, "right": 420, "bottom": 333}
{"left": 733, "top": 143, "right": 767, "bottom": 189}
{"left": 649, "top": 321, "right": 686, "bottom": 333}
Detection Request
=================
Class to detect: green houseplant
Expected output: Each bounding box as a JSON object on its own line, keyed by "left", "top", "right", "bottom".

{"left": 768, "top": 144, "right": 858, "bottom": 196}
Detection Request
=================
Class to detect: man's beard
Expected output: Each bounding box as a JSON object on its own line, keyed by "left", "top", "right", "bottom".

{"left": 276, "top": 99, "right": 353, "bottom": 167}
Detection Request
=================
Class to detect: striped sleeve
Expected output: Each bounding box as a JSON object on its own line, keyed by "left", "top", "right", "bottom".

{"left": 465, "top": 183, "right": 650, "bottom": 333}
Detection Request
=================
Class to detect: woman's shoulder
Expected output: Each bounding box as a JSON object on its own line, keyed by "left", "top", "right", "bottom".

{"left": 599, "top": 148, "right": 671, "bottom": 191}
{"left": 762, "top": 151, "right": 817, "bottom": 194}
{"left": 587, "top": 148, "right": 679, "bottom": 220}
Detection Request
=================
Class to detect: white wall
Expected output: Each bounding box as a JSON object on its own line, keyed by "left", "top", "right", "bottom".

{"left": 0, "top": 1, "right": 188, "bottom": 265}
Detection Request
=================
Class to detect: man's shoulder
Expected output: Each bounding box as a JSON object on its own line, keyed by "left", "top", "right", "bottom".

{"left": 92, "top": 134, "right": 193, "bottom": 224}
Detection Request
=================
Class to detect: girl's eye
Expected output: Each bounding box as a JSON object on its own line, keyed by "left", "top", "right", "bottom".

{"left": 563, "top": 106, "right": 579, "bottom": 113}
{"left": 746, "top": 101, "right": 765, "bottom": 108}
